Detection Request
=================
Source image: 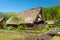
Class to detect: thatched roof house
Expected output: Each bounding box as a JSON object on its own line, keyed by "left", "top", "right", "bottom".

{"left": 6, "top": 7, "right": 44, "bottom": 29}
{"left": 18, "top": 8, "right": 44, "bottom": 23}
{"left": 6, "top": 7, "right": 44, "bottom": 24}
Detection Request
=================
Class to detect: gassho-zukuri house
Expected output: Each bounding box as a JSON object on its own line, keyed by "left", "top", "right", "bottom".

{"left": 6, "top": 7, "right": 45, "bottom": 30}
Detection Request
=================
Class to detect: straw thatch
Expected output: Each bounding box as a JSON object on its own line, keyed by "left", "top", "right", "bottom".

{"left": 6, "top": 8, "right": 42, "bottom": 24}
{"left": 45, "top": 20, "right": 57, "bottom": 24}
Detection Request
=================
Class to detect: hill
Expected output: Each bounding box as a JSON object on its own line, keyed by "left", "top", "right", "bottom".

{"left": 43, "top": 5, "right": 60, "bottom": 21}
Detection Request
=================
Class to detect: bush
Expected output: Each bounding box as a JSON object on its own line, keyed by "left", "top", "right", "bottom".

{"left": 7, "top": 26, "right": 13, "bottom": 30}
{"left": 3, "top": 24, "right": 7, "bottom": 29}
{"left": 17, "top": 25, "right": 23, "bottom": 31}
{"left": 41, "top": 27, "right": 49, "bottom": 33}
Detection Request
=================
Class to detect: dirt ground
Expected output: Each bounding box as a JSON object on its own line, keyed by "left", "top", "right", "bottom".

{"left": 0, "top": 30, "right": 59, "bottom": 40}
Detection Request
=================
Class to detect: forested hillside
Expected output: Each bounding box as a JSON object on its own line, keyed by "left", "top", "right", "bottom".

{"left": 43, "top": 5, "right": 60, "bottom": 21}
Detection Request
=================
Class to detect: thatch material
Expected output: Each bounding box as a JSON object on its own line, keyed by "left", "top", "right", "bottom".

{"left": 6, "top": 8, "right": 42, "bottom": 24}
{"left": 6, "top": 16, "right": 24, "bottom": 24}
{"left": 18, "top": 8, "right": 42, "bottom": 23}
{"left": 45, "top": 20, "right": 56, "bottom": 24}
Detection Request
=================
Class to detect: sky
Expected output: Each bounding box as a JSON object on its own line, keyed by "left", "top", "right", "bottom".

{"left": 0, "top": 0, "right": 60, "bottom": 13}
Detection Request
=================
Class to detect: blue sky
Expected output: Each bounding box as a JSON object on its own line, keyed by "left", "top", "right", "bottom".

{"left": 0, "top": 0, "right": 60, "bottom": 12}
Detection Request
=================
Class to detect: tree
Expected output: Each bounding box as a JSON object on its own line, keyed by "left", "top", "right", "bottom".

{"left": 50, "top": 7, "right": 57, "bottom": 20}
{"left": 44, "top": 8, "right": 52, "bottom": 20}
{"left": 0, "top": 12, "right": 5, "bottom": 18}
{"left": 44, "top": 5, "right": 60, "bottom": 21}
{"left": 56, "top": 7, "right": 60, "bottom": 20}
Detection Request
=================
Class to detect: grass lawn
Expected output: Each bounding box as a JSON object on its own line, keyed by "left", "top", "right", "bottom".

{"left": 51, "top": 32, "right": 60, "bottom": 40}
{"left": 0, "top": 32, "right": 25, "bottom": 40}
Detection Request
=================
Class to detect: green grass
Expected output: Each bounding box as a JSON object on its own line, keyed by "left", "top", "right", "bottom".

{"left": 0, "top": 32, "right": 25, "bottom": 40}
{"left": 16, "top": 27, "right": 49, "bottom": 34}
{"left": 1, "top": 25, "right": 60, "bottom": 34}
{"left": 0, "top": 26, "right": 49, "bottom": 34}
{"left": 0, "top": 25, "right": 60, "bottom": 40}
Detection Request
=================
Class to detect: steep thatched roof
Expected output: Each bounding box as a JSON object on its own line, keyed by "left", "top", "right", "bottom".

{"left": 6, "top": 8, "right": 42, "bottom": 24}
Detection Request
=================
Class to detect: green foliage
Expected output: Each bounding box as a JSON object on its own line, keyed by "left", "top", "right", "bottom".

{"left": 3, "top": 23, "right": 13, "bottom": 30}
{"left": 6, "top": 12, "right": 16, "bottom": 18}
{"left": 3, "top": 24, "right": 7, "bottom": 29}
{"left": 7, "top": 26, "right": 13, "bottom": 30}
{"left": 43, "top": 5, "right": 60, "bottom": 21}
{"left": 17, "top": 25, "right": 23, "bottom": 31}
{"left": 0, "top": 12, "right": 5, "bottom": 18}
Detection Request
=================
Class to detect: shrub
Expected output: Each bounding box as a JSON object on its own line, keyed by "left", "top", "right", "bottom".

{"left": 3, "top": 24, "right": 7, "bottom": 29}
{"left": 17, "top": 25, "right": 23, "bottom": 31}
{"left": 7, "top": 26, "right": 13, "bottom": 30}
